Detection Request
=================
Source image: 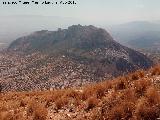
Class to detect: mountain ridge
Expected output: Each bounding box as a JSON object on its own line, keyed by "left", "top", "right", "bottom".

{"left": 8, "top": 25, "right": 152, "bottom": 71}
{"left": 108, "top": 21, "right": 160, "bottom": 50}
{"left": 0, "top": 25, "right": 153, "bottom": 91}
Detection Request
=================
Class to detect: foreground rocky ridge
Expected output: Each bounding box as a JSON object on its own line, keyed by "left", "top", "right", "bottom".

{"left": 0, "top": 65, "right": 160, "bottom": 120}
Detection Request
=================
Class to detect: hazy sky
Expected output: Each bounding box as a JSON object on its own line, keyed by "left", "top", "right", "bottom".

{"left": 0, "top": 0, "right": 160, "bottom": 24}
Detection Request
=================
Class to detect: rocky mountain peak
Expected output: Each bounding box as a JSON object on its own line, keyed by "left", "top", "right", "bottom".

{"left": 1, "top": 25, "right": 153, "bottom": 91}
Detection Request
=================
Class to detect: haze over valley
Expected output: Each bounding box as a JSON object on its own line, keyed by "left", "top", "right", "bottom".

{"left": 0, "top": 0, "right": 160, "bottom": 119}
{"left": 1, "top": 15, "right": 160, "bottom": 53}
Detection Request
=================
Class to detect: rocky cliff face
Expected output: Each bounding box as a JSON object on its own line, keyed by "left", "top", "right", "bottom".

{"left": 0, "top": 25, "right": 153, "bottom": 91}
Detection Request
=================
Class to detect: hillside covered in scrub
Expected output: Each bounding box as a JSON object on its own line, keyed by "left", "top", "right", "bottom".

{"left": 0, "top": 25, "right": 153, "bottom": 92}
{"left": 0, "top": 65, "right": 160, "bottom": 120}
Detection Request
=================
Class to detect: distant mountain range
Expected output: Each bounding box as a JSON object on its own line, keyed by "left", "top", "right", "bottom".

{"left": 1, "top": 16, "right": 160, "bottom": 52}
{"left": 108, "top": 21, "right": 160, "bottom": 51}
{"left": 0, "top": 25, "right": 153, "bottom": 91}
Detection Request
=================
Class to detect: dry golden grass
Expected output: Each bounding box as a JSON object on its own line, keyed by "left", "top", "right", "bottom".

{"left": 0, "top": 65, "right": 160, "bottom": 120}
{"left": 27, "top": 101, "right": 48, "bottom": 120}
{"left": 151, "top": 65, "right": 160, "bottom": 76}
{"left": 130, "top": 70, "right": 145, "bottom": 81}
{"left": 86, "top": 97, "right": 99, "bottom": 111}
{"left": 55, "top": 97, "right": 69, "bottom": 110}
{"left": 135, "top": 97, "right": 160, "bottom": 120}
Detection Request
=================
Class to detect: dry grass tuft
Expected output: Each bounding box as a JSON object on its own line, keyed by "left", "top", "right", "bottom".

{"left": 134, "top": 79, "right": 151, "bottom": 97}
{"left": 55, "top": 97, "right": 69, "bottom": 110}
{"left": 135, "top": 97, "right": 160, "bottom": 120}
{"left": 107, "top": 102, "right": 135, "bottom": 120}
{"left": 27, "top": 100, "right": 48, "bottom": 120}
{"left": 151, "top": 66, "right": 160, "bottom": 76}
{"left": 145, "top": 87, "right": 160, "bottom": 105}
{"left": 114, "top": 77, "right": 128, "bottom": 91}
{"left": 86, "top": 97, "right": 99, "bottom": 111}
